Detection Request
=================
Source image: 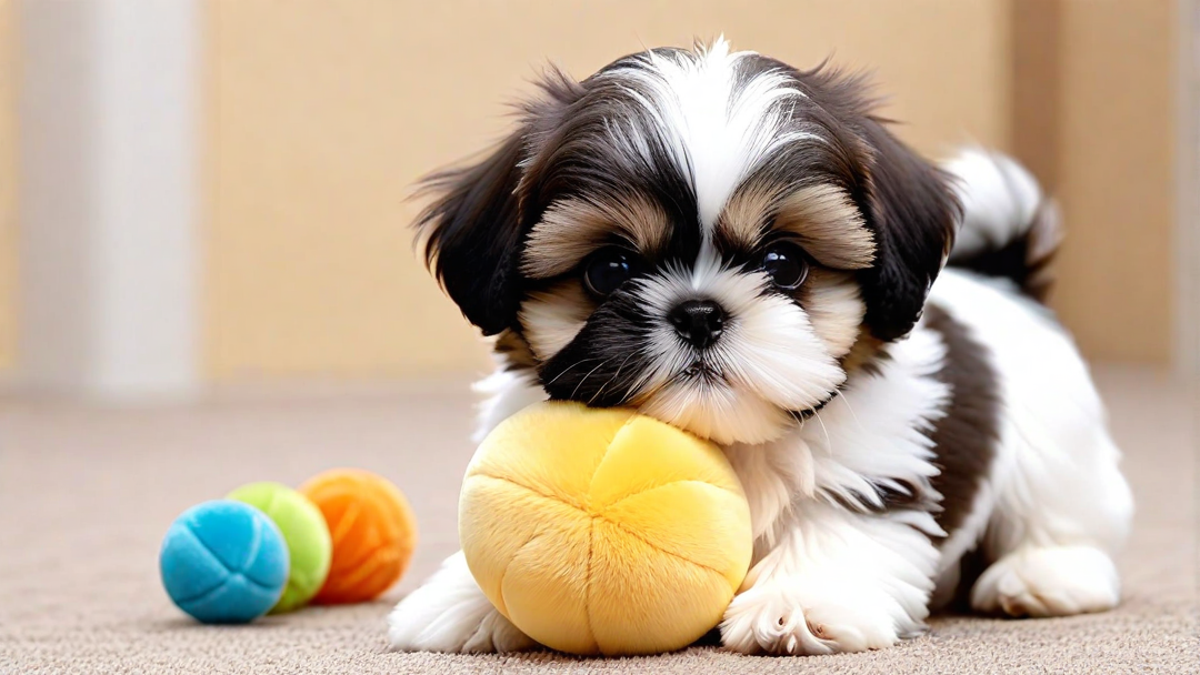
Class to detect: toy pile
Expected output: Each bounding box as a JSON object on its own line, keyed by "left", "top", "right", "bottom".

{"left": 160, "top": 468, "right": 416, "bottom": 623}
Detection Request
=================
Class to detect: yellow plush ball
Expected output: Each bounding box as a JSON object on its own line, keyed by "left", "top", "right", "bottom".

{"left": 459, "top": 401, "right": 753, "bottom": 656}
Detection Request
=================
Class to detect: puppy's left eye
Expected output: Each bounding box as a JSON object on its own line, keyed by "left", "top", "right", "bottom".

{"left": 757, "top": 242, "right": 810, "bottom": 290}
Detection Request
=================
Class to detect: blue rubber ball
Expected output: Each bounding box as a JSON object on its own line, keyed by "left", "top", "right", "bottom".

{"left": 160, "top": 500, "right": 290, "bottom": 623}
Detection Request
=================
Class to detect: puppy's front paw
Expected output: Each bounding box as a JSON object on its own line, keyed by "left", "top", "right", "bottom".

{"left": 720, "top": 584, "right": 832, "bottom": 655}
{"left": 387, "top": 552, "right": 535, "bottom": 654}
{"left": 720, "top": 583, "right": 901, "bottom": 655}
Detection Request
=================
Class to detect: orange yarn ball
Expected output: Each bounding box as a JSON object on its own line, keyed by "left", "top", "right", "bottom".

{"left": 299, "top": 469, "right": 418, "bottom": 604}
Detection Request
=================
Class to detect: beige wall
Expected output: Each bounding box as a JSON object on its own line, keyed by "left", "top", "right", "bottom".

{"left": 1046, "top": 0, "right": 1177, "bottom": 362}
{"left": 2, "top": 0, "right": 1172, "bottom": 379}
{"left": 0, "top": 0, "right": 15, "bottom": 372}
{"left": 206, "top": 0, "right": 1014, "bottom": 379}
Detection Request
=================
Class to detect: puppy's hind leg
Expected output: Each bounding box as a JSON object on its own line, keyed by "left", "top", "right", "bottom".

{"left": 970, "top": 399, "right": 1133, "bottom": 618}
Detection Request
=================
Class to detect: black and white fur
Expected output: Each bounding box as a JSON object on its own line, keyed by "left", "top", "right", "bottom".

{"left": 388, "top": 39, "right": 1133, "bottom": 655}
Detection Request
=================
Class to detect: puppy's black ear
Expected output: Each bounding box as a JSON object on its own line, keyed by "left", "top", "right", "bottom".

{"left": 858, "top": 122, "right": 960, "bottom": 341}
{"left": 416, "top": 70, "right": 582, "bottom": 336}
{"left": 415, "top": 131, "right": 529, "bottom": 336}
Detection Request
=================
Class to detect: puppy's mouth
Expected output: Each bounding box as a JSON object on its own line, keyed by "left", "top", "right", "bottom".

{"left": 678, "top": 360, "right": 725, "bottom": 383}
{"left": 666, "top": 357, "right": 840, "bottom": 422}
{"left": 626, "top": 357, "right": 727, "bottom": 405}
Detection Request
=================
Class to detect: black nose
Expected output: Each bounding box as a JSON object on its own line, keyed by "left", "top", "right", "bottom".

{"left": 668, "top": 299, "right": 726, "bottom": 349}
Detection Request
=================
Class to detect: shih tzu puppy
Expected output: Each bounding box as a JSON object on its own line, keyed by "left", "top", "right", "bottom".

{"left": 388, "top": 38, "right": 1133, "bottom": 655}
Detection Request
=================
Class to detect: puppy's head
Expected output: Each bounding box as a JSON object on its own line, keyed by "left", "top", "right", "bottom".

{"left": 417, "top": 39, "right": 957, "bottom": 445}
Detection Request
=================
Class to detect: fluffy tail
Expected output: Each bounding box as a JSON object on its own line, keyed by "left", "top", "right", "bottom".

{"left": 942, "top": 149, "right": 1062, "bottom": 302}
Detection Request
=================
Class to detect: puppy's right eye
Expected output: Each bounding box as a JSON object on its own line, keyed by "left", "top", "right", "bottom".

{"left": 584, "top": 248, "right": 640, "bottom": 296}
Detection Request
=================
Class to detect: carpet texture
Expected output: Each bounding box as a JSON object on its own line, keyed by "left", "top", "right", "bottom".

{"left": 1, "top": 367, "right": 1196, "bottom": 674}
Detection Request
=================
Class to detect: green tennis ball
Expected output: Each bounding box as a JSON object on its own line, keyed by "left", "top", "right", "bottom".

{"left": 228, "top": 482, "right": 333, "bottom": 613}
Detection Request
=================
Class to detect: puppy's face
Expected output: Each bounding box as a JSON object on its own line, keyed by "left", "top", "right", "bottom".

{"left": 418, "top": 40, "right": 957, "bottom": 445}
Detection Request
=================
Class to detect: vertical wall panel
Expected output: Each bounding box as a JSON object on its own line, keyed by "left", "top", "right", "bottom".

{"left": 0, "top": 0, "right": 16, "bottom": 373}
{"left": 1049, "top": 0, "right": 1176, "bottom": 362}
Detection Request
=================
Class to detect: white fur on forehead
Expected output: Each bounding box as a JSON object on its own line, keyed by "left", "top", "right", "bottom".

{"left": 599, "top": 37, "right": 819, "bottom": 231}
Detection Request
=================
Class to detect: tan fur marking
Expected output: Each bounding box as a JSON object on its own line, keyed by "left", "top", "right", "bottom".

{"left": 799, "top": 268, "right": 867, "bottom": 358}
{"left": 521, "top": 196, "right": 670, "bottom": 279}
{"left": 492, "top": 329, "right": 538, "bottom": 370}
{"left": 518, "top": 279, "right": 594, "bottom": 360}
{"left": 717, "top": 182, "right": 776, "bottom": 246}
{"left": 840, "top": 329, "right": 887, "bottom": 375}
{"left": 719, "top": 183, "right": 876, "bottom": 270}
{"left": 775, "top": 185, "right": 875, "bottom": 269}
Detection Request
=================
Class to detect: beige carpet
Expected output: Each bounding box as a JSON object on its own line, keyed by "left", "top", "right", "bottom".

{"left": 2, "top": 366, "right": 1197, "bottom": 674}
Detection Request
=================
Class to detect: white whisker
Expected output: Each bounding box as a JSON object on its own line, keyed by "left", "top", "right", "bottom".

{"left": 590, "top": 351, "right": 639, "bottom": 405}
{"left": 811, "top": 408, "right": 833, "bottom": 455}
{"left": 570, "top": 356, "right": 617, "bottom": 401}
{"left": 836, "top": 391, "right": 865, "bottom": 431}
{"left": 544, "top": 356, "right": 607, "bottom": 388}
